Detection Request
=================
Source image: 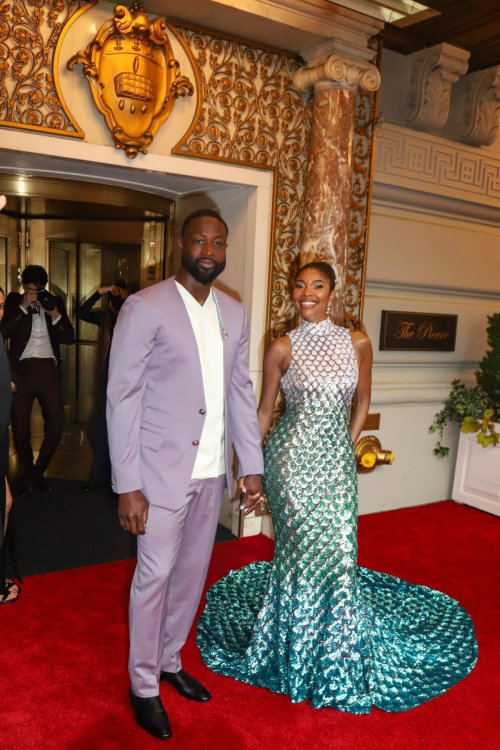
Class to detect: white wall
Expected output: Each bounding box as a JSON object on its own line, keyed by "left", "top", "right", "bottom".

{"left": 359, "top": 49, "right": 500, "bottom": 514}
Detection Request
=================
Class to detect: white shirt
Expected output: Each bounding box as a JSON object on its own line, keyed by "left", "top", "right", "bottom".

{"left": 175, "top": 282, "right": 225, "bottom": 479}
{"left": 19, "top": 304, "right": 61, "bottom": 361}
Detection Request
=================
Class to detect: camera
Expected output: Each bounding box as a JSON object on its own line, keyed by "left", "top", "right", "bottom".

{"left": 36, "top": 285, "right": 57, "bottom": 311}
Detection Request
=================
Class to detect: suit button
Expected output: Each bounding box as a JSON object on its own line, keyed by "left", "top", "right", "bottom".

{"left": 199, "top": 409, "right": 206, "bottom": 415}
{"left": 192, "top": 440, "right": 199, "bottom": 446}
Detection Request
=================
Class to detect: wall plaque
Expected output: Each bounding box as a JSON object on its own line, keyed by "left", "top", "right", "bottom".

{"left": 67, "top": 3, "right": 194, "bottom": 158}
{"left": 380, "top": 310, "right": 457, "bottom": 352}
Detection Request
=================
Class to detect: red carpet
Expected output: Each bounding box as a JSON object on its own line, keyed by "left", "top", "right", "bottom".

{"left": 1, "top": 500, "right": 499, "bottom": 750}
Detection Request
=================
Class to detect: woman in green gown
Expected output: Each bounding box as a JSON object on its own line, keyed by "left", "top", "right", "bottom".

{"left": 197, "top": 262, "right": 477, "bottom": 713}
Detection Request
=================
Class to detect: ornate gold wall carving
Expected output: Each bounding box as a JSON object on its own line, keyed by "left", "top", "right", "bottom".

{"left": 0, "top": 0, "right": 95, "bottom": 137}
{"left": 347, "top": 41, "right": 381, "bottom": 331}
{"left": 67, "top": 4, "right": 194, "bottom": 158}
{"left": 172, "top": 25, "right": 312, "bottom": 340}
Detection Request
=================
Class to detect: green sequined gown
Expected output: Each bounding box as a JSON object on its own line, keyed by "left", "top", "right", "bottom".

{"left": 198, "top": 318, "right": 478, "bottom": 712}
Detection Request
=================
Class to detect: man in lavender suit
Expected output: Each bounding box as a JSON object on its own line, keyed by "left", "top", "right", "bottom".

{"left": 107, "top": 208, "right": 264, "bottom": 740}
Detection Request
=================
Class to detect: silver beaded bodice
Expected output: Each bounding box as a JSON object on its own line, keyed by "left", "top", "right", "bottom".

{"left": 282, "top": 318, "right": 358, "bottom": 411}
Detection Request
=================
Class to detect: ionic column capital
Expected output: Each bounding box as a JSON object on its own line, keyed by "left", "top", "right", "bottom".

{"left": 293, "top": 52, "right": 381, "bottom": 94}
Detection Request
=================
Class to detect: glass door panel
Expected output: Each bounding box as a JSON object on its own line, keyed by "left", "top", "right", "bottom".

{"left": 49, "top": 242, "right": 77, "bottom": 423}
{"left": 76, "top": 242, "right": 142, "bottom": 424}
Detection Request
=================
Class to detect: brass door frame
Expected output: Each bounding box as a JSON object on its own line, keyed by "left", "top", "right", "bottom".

{"left": 0, "top": 234, "right": 9, "bottom": 294}
{"left": 0, "top": 175, "right": 174, "bottom": 214}
{"left": 48, "top": 240, "right": 78, "bottom": 423}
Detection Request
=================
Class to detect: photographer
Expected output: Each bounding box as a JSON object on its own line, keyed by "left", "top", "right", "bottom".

{"left": 77, "top": 280, "right": 129, "bottom": 490}
{"left": 0, "top": 265, "right": 74, "bottom": 496}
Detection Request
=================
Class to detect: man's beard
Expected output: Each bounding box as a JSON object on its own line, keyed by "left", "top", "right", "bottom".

{"left": 181, "top": 253, "right": 226, "bottom": 285}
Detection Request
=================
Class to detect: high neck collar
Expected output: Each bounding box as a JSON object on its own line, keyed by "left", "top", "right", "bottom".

{"left": 298, "top": 316, "right": 333, "bottom": 334}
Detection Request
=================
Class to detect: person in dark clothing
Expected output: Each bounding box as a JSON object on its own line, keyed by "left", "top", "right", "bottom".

{"left": 0, "top": 265, "right": 75, "bottom": 496}
{"left": 0, "top": 197, "right": 20, "bottom": 603}
{"left": 0, "top": 343, "right": 17, "bottom": 603}
{"left": 77, "top": 281, "right": 130, "bottom": 490}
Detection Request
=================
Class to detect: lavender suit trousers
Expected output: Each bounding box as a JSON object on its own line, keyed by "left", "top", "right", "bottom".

{"left": 129, "top": 474, "right": 226, "bottom": 697}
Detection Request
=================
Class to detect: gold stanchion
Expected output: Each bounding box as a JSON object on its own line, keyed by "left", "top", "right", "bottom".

{"left": 238, "top": 507, "right": 245, "bottom": 538}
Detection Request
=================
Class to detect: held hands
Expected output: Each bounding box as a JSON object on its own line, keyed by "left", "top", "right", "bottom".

{"left": 238, "top": 474, "right": 264, "bottom": 516}
{"left": 118, "top": 490, "right": 149, "bottom": 536}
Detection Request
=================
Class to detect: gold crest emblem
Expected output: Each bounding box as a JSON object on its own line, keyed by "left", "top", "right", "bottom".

{"left": 67, "top": 2, "right": 194, "bottom": 158}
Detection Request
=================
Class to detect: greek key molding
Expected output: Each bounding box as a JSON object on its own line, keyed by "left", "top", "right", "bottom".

{"left": 404, "top": 43, "right": 470, "bottom": 135}
{"left": 293, "top": 52, "right": 380, "bottom": 94}
{"left": 0, "top": 0, "right": 95, "bottom": 137}
{"left": 375, "top": 123, "right": 500, "bottom": 207}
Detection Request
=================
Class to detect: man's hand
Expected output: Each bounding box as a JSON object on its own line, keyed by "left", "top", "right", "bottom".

{"left": 0, "top": 195, "right": 6, "bottom": 211}
{"left": 238, "top": 474, "right": 264, "bottom": 516}
{"left": 118, "top": 490, "right": 149, "bottom": 535}
{"left": 21, "top": 289, "right": 38, "bottom": 309}
{"left": 39, "top": 302, "right": 60, "bottom": 321}
{"left": 99, "top": 285, "right": 119, "bottom": 295}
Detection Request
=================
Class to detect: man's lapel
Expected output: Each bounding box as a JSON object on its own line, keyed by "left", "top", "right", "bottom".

{"left": 213, "top": 290, "right": 237, "bottom": 394}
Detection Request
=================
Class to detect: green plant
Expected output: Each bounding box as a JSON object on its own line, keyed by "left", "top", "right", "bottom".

{"left": 429, "top": 380, "right": 492, "bottom": 456}
{"left": 430, "top": 313, "right": 500, "bottom": 456}
{"left": 476, "top": 313, "right": 500, "bottom": 412}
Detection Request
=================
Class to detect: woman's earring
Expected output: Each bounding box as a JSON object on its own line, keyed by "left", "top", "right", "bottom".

{"left": 326, "top": 301, "right": 331, "bottom": 316}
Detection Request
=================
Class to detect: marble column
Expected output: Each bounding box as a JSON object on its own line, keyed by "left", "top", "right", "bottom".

{"left": 294, "top": 52, "right": 381, "bottom": 325}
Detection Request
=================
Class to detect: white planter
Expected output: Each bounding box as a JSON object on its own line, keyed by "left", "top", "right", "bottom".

{"left": 452, "top": 422, "right": 500, "bottom": 516}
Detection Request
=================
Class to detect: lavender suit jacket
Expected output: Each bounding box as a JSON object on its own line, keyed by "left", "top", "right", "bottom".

{"left": 106, "top": 277, "right": 264, "bottom": 510}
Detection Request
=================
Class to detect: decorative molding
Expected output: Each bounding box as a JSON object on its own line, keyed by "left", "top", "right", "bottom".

{"left": 366, "top": 279, "right": 500, "bottom": 304}
{"left": 370, "top": 382, "right": 467, "bottom": 407}
{"left": 347, "top": 40, "right": 380, "bottom": 330}
{"left": 293, "top": 51, "right": 380, "bottom": 94}
{"left": 374, "top": 123, "right": 500, "bottom": 209}
{"left": 373, "top": 183, "right": 500, "bottom": 230}
{"left": 456, "top": 65, "right": 500, "bottom": 148}
{"left": 0, "top": 0, "right": 96, "bottom": 138}
{"left": 404, "top": 43, "right": 470, "bottom": 135}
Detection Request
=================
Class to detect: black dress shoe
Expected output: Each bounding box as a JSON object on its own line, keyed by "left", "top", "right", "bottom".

{"left": 129, "top": 689, "right": 172, "bottom": 740}
{"left": 160, "top": 669, "right": 211, "bottom": 702}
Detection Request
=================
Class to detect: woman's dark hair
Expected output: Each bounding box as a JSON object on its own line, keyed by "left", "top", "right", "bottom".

{"left": 296, "top": 261, "right": 336, "bottom": 291}
{"left": 22, "top": 265, "right": 48, "bottom": 287}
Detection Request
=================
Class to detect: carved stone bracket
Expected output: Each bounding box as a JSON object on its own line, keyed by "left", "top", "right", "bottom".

{"left": 404, "top": 43, "right": 470, "bottom": 134}
{"left": 293, "top": 52, "right": 380, "bottom": 94}
{"left": 455, "top": 66, "right": 500, "bottom": 147}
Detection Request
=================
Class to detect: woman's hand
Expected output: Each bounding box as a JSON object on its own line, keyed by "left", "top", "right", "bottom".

{"left": 238, "top": 475, "right": 264, "bottom": 516}
{"left": 99, "top": 285, "right": 118, "bottom": 295}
